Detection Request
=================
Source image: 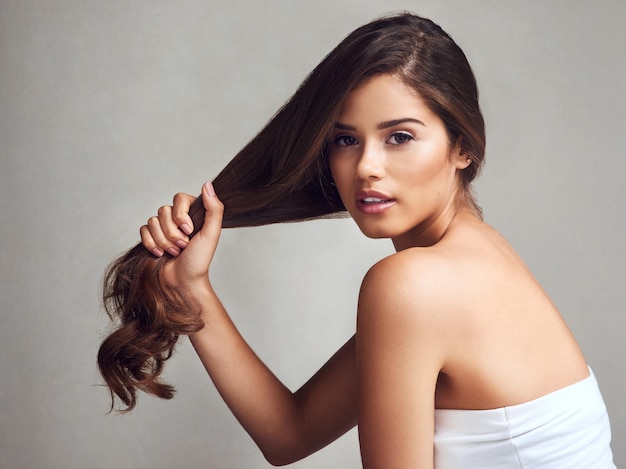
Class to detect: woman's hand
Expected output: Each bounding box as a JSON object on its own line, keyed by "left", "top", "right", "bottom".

{"left": 140, "top": 182, "right": 224, "bottom": 294}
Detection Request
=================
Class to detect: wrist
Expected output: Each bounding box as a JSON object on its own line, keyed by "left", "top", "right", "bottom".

{"left": 173, "top": 279, "right": 217, "bottom": 313}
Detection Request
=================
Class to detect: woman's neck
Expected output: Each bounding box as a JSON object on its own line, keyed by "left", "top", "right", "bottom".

{"left": 392, "top": 203, "right": 477, "bottom": 252}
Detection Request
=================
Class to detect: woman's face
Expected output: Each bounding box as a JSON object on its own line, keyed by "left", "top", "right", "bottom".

{"left": 328, "top": 74, "right": 469, "bottom": 249}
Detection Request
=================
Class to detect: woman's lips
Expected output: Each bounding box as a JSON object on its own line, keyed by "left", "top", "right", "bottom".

{"left": 355, "top": 191, "right": 396, "bottom": 214}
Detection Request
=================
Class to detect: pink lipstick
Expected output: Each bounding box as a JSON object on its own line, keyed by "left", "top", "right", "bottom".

{"left": 356, "top": 190, "right": 396, "bottom": 215}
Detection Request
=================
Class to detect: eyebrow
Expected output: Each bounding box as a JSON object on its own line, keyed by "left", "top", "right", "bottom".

{"left": 333, "top": 118, "right": 426, "bottom": 131}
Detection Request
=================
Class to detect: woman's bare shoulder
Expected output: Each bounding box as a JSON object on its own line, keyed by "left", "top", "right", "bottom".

{"left": 358, "top": 221, "right": 519, "bottom": 324}
{"left": 362, "top": 237, "right": 482, "bottom": 297}
{"left": 358, "top": 247, "right": 473, "bottom": 335}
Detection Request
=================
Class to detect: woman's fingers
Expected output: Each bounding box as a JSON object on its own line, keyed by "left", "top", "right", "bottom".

{"left": 145, "top": 214, "right": 181, "bottom": 257}
{"left": 199, "top": 182, "right": 224, "bottom": 239}
{"left": 178, "top": 182, "right": 224, "bottom": 267}
{"left": 140, "top": 209, "right": 185, "bottom": 257}
{"left": 139, "top": 184, "right": 223, "bottom": 289}
{"left": 139, "top": 224, "right": 165, "bottom": 257}
{"left": 157, "top": 204, "right": 189, "bottom": 250}
{"left": 160, "top": 182, "right": 224, "bottom": 290}
{"left": 172, "top": 192, "right": 196, "bottom": 236}
{"left": 139, "top": 191, "right": 197, "bottom": 257}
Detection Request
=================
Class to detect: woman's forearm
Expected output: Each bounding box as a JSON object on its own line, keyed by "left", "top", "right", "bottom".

{"left": 188, "top": 288, "right": 314, "bottom": 465}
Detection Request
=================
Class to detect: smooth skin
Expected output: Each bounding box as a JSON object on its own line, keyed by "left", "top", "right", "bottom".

{"left": 140, "top": 74, "right": 589, "bottom": 468}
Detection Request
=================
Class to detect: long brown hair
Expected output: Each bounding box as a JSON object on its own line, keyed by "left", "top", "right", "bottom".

{"left": 98, "top": 11, "right": 486, "bottom": 412}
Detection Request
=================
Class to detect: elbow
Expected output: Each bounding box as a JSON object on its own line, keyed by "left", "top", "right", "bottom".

{"left": 255, "top": 415, "right": 314, "bottom": 465}
{"left": 260, "top": 440, "right": 310, "bottom": 467}
{"left": 262, "top": 449, "right": 303, "bottom": 467}
{"left": 264, "top": 456, "right": 290, "bottom": 467}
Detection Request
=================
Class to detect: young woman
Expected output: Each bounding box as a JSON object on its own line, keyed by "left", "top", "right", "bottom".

{"left": 98, "top": 12, "right": 615, "bottom": 468}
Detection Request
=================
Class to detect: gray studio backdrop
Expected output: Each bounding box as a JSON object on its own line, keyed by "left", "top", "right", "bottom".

{"left": 1, "top": 1, "right": 624, "bottom": 468}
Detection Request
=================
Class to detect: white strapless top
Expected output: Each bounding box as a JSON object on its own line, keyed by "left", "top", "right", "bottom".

{"left": 434, "top": 367, "right": 615, "bottom": 468}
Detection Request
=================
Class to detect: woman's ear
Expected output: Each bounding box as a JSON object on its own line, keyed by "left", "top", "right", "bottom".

{"left": 452, "top": 137, "right": 472, "bottom": 169}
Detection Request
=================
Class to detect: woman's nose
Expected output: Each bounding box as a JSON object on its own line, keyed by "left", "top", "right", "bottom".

{"left": 355, "top": 142, "right": 385, "bottom": 180}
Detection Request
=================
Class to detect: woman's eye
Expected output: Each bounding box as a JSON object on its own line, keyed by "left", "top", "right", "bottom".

{"left": 387, "top": 132, "right": 414, "bottom": 145}
{"left": 333, "top": 135, "right": 358, "bottom": 147}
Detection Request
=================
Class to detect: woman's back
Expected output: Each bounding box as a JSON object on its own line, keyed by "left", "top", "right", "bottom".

{"left": 408, "top": 213, "right": 590, "bottom": 410}
{"left": 397, "top": 214, "right": 615, "bottom": 467}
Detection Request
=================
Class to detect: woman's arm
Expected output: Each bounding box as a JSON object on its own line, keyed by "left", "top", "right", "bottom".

{"left": 356, "top": 253, "right": 449, "bottom": 469}
{"left": 142, "top": 183, "right": 357, "bottom": 465}
{"left": 191, "top": 313, "right": 357, "bottom": 465}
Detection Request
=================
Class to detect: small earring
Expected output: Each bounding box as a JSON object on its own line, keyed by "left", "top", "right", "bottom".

{"left": 466, "top": 158, "right": 471, "bottom": 164}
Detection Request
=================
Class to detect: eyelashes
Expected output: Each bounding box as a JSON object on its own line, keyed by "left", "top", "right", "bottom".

{"left": 387, "top": 131, "right": 414, "bottom": 145}
{"left": 332, "top": 134, "right": 358, "bottom": 147}
{"left": 331, "top": 131, "right": 415, "bottom": 147}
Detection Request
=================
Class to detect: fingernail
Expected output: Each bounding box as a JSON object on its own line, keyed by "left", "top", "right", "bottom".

{"left": 152, "top": 248, "right": 164, "bottom": 257}
{"left": 204, "top": 181, "right": 215, "bottom": 196}
{"left": 175, "top": 240, "right": 188, "bottom": 249}
{"left": 181, "top": 224, "right": 192, "bottom": 235}
{"left": 166, "top": 247, "right": 180, "bottom": 256}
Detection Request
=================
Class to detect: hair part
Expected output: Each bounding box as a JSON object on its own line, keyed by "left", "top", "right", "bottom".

{"left": 98, "top": 11, "right": 486, "bottom": 412}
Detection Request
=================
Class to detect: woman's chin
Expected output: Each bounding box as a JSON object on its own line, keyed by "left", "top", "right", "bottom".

{"left": 354, "top": 222, "right": 396, "bottom": 240}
